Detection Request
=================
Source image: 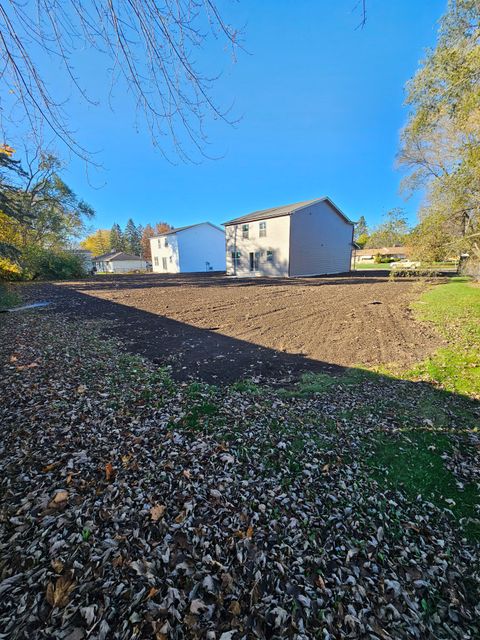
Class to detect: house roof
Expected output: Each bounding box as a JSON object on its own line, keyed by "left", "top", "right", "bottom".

{"left": 152, "top": 222, "right": 223, "bottom": 238}
{"left": 93, "top": 251, "right": 145, "bottom": 262}
{"left": 222, "top": 197, "right": 353, "bottom": 226}
{"left": 355, "top": 246, "right": 408, "bottom": 257}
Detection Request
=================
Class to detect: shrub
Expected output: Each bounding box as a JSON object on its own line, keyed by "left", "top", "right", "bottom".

{"left": 0, "top": 257, "right": 23, "bottom": 281}
{"left": 21, "top": 246, "right": 87, "bottom": 280}
{"left": 374, "top": 254, "right": 395, "bottom": 264}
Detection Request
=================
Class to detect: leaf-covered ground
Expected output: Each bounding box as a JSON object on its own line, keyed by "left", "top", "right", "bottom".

{"left": 0, "top": 307, "right": 479, "bottom": 639}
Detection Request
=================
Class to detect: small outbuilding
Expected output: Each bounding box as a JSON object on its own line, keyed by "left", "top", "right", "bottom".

{"left": 93, "top": 251, "right": 148, "bottom": 273}
{"left": 150, "top": 222, "right": 225, "bottom": 274}
{"left": 223, "top": 197, "right": 354, "bottom": 277}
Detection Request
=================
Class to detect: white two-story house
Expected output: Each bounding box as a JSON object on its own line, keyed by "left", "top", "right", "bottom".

{"left": 223, "top": 197, "right": 354, "bottom": 277}
{"left": 150, "top": 222, "right": 225, "bottom": 274}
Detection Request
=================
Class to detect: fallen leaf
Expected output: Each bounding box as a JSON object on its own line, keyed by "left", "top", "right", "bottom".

{"left": 42, "top": 462, "right": 60, "bottom": 472}
{"left": 190, "top": 598, "right": 207, "bottom": 614}
{"left": 229, "top": 600, "right": 241, "bottom": 615}
{"left": 48, "top": 490, "right": 69, "bottom": 508}
{"left": 246, "top": 526, "right": 254, "bottom": 538}
{"left": 77, "top": 384, "right": 87, "bottom": 394}
{"left": 46, "top": 573, "right": 76, "bottom": 608}
{"left": 105, "top": 462, "right": 115, "bottom": 481}
{"left": 148, "top": 587, "right": 159, "bottom": 599}
{"left": 51, "top": 558, "right": 64, "bottom": 573}
{"left": 183, "top": 469, "right": 192, "bottom": 479}
{"left": 150, "top": 504, "right": 166, "bottom": 521}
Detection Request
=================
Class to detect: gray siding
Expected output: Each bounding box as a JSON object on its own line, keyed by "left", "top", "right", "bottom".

{"left": 289, "top": 201, "right": 353, "bottom": 276}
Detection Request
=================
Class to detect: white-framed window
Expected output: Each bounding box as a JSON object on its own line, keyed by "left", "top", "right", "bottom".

{"left": 169, "top": 256, "right": 173, "bottom": 262}
{"left": 157, "top": 239, "right": 162, "bottom": 248}
{"left": 154, "top": 256, "right": 159, "bottom": 266}
{"left": 242, "top": 224, "right": 249, "bottom": 239}
{"left": 162, "top": 257, "right": 167, "bottom": 270}
{"left": 259, "top": 221, "right": 267, "bottom": 237}
{"left": 165, "top": 237, "right": 169, "bottom": 247}
{"left": 231, "top": 251, "right": 241, "bottom": 267}
{"left": 266, "top": 250, "right": 274, "bottom": 262}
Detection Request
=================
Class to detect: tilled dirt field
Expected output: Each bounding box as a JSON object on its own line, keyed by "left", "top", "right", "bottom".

{"left": 34, "top": 272, "right": 443, "bottom": 382}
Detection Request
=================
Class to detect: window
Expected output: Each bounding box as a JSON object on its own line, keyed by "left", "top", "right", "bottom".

{"left": 266, "top": 250, "right": 274, "bottom": 262}
{"left": 231, "top": 251, "right": 241, "bottom": 267}
{"left": 242, "top": 224, "right": 249, "bottom": 239}
{"left": 157, "top": 239, "right": 162, "bottom": 248}
{"left": 162, "top": 257, "right": 167, "bottom": 270}
{"left": 169, "top": 256, "right": 173, "bottom": 262}
{"left": 164, "top": 237, "right": 169, "bottom": 247}
{"left": 154, "top": 256, "right": 159, "bottom": 266}
{"left": 259, "top": 221, "right": 267, "bottom": 237}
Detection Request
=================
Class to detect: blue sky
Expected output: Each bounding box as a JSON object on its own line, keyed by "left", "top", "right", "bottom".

{"left": 59, "top": 0, "right": 446, "bottom": 234}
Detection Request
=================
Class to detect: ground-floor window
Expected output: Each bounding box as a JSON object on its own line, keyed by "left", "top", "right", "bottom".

{"left": 231, "top": 251, "right": 241, "bottom": 267}
{"left": 162, "top": 257, "right": 167, "bottom": 270}
{"left": 266, "top": 250, "right": 274, "bottom": 262}
{"left": 154, "top": 256, "right": 159, "bottom": 266}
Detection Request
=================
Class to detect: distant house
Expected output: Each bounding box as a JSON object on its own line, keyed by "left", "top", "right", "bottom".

{"left": 355, "top": 246, "right": 409, "bottom": 262}
{"left": 150, "top": 222, "right": 225, "bottom": 274}
{"left": 223, "top": 197, "right": 354, "bottom": 277}
{"left": 92, "top": 251, "right": 148, "bottom": 273}
{"left": 67, "top": 249, "right": 93, "bottom": 272}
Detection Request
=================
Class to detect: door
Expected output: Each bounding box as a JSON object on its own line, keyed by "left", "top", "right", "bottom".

{"left": 249, "top": 252, "right": 259, "bottom": 272}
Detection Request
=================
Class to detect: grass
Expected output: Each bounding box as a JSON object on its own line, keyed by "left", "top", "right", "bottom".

{"left": 279, "top": 276, "right": 480, "bottom": 540}
{"left": 0, "top": 283, "right": 20, "bottom": 311}
{"left": 367, "top": 429, "right": 479, "bottom": 540}
{"left": 407, "top": 277, "right": 480, "bottom": 397}
{"left": 353, "top": 263, "right": 392, "bottom": 270}
{"left": 367, "top": 277, "right": 480, "bottom": 540}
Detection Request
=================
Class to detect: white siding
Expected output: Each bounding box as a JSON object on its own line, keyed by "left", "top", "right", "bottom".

{"left": 101, "top": 259, "right": 147, "bottom": 273}
{"left": 289, "top": 201, "right": 353, "bottom": 276}
{"left": 225, "top": 216, "right": 290, "bottom": 277}
{"left": 150, "top": 235, "right": 180, "bottom": 273}
{"left": 150, "top": 223, "right": 226, "bottom": 274}
{"left": 177, "top": 225, "right": 226, "bottom": 272}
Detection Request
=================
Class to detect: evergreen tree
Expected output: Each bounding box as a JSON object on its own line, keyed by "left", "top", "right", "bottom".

{"left": 110, "top": 223, "right": 124, "bottom": 252}
{"left": 354, "top": 216, "right": 368, "bottom": 241}
{"left": 124, "top": 218, "right": 141, "bottom": 255}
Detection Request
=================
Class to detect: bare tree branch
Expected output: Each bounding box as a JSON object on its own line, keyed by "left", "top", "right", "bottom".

{"left": 0, "top": 0, "right": 240, "bottom": 162}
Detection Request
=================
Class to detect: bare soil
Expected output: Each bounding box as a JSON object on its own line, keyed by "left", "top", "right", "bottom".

{"left": 33, "top": 272, "right": 443, "bottom": 382}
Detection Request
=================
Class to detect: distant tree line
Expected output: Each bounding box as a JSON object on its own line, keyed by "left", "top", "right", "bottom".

{"left": 354, "top": 210, "right": 410, "bottom": 250}
{"left": 81, "top": 221, "right": 172, "bottom": 261}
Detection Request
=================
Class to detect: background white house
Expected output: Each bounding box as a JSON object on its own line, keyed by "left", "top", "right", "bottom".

{"left": 93, "top": 251, "right": 148, "bottom": 273}
{"left": 150, "top": 222, "right": 225, "bottom": 273}
{"left": 224, "top": 197, "right": 354, "bottom": 277}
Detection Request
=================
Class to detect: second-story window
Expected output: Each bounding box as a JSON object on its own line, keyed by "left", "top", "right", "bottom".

{"left": 165, "top": 237, "right": 169, "bottom": 247}
{"left": 259, "top": 221, "right": 267, "bottom": 237}
{"left": 157, "top": 239, "right": 162, "bottom": 248}
{"left": 242, "top": 224, "right": 249, "bottom": 239}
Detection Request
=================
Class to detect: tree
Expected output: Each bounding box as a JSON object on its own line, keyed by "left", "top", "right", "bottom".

{"left": 0, "top": 1, "right": 239, "bottom": 161}
{"left": 124, "top": 219, "right": 141, "bottom": 255}
{"left": 0, "top": 145, "right": 27, "bottom": 258}
{"left": 110, "top": 224, "right": 125, "bottom": 252}
{"left": 398, "top": 0, "right": 480, "bottom": 266}
{"left": 354, "top": 215, "right": 369, "bottom": 246}
{"left": 366, "top": 209, "right": 409, "bottom": 249}
{"left": 80, "top": 229, "right": 111, "bottom": 256}
{"left": 155, "top": 222, "right": 173, "bottom": 235}
{"left": 140, "top": 224, "right": 155, "bottom": 261}
{"left": 354, "top": 215, "right": 368, "bottom": 239}
{"left": 0, "top": 148, "right": 94, "bottom": 256}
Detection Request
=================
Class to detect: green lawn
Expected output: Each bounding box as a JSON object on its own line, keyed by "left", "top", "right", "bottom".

{"left": 282, "top": 276, "right": 480, "bottom": 539}
{"left": 408, "top": 277, "right": 480, "bottom": 397}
